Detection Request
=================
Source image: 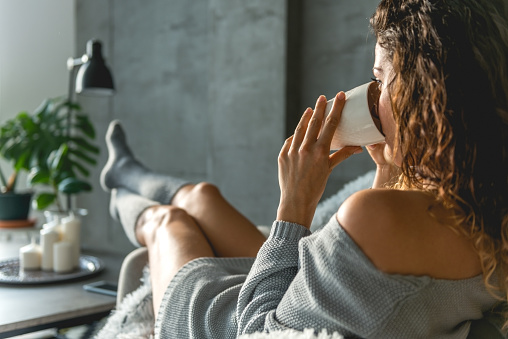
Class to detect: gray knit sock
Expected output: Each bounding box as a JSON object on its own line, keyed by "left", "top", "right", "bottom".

{"left": 100, "top": 120, "right": 190, "bottom": 204}
{"left": 110, "top": 188, "right": 159, "bottom": 247}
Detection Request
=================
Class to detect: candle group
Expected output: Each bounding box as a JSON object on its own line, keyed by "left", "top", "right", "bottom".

{"left": 19, "top": 214, "right": 82, "bottom": 273}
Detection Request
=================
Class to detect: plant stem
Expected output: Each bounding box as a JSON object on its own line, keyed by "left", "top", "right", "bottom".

{"left": 0, "top": 167, "right": 6, "bottom": 192}
{"left": 53, "top": 184, "right": 63, "bottom": 213}
{"left": 6, "top": 172, "right": 17, "bottom": 192}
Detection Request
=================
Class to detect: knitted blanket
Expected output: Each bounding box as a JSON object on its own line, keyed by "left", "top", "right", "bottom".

{"left": 95, "top": 171, "right": 376, "bottom": 339}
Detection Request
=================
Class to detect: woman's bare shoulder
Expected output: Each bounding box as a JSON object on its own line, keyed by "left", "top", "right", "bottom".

{"left": 336, "top": 189, "right": 481, "bottom": 279}
{"left": 337, "top": 188, "right": 407, "bottom": 232}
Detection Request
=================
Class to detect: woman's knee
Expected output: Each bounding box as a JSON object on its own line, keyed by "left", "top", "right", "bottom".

{"left": 153, "top": 205, "right": 191, "bottom": 226}
{"left": 175, "top": 182, "right": 222, "bottom": 208}
{"left": 139, "top": 205, "right": 192, "bottom": 242}
{"left": 192, "top": 182, "right": 221, "bottom": 199}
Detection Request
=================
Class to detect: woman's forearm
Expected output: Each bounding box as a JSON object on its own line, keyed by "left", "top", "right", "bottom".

{"left": 237, "top": 220, "right": 310, "bottom": 335}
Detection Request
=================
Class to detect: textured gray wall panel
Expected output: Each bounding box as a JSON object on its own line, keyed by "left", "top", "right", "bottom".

{"left": 206, "top": 1, "right": 286, "bottom": 224}
{"left": 76, "top": 0, "right": 380, "bottom": 253}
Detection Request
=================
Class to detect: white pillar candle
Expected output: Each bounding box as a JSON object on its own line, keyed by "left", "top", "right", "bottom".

{"left": 61, "top": 215, "right": 81, "bottom": 268}
{"left": 43, "top": 219, "right": 61, "bottom": 230}
{"left": 40, "top": 225, "right": 61, "bottom": 271}
{"left": 53, "top": 241, "right": 73, "bottom": 273}
{"left": 19, "top": 237, "right": 41, "bottom": 270}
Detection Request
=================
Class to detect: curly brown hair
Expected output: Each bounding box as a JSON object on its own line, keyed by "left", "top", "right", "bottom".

{"left": 371, "top": 0, "right": 508, "bottom": 323}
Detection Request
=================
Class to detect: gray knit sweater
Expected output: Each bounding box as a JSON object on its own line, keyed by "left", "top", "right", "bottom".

{"left": 154, "top": 216, "right": 497, "bottom": 338}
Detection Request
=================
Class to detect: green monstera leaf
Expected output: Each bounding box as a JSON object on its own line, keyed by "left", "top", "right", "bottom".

{"left": 0, "top": 97, "right": 100, "bottom": 211}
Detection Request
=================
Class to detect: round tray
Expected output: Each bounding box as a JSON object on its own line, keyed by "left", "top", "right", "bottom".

{"left": 0, "top": 218, "right": 36, "bottom": 229}
{"left": 0, "top": 255, "right": 104, "bottom": 285}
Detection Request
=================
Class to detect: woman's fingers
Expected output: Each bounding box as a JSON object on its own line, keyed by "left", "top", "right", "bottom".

{"left": 291, "top": 107, "right": 313, "bottom": 150}
{"left": 286, "top": 91, "right": 358, "bottom": 166}
{"left": 302, "top": 95, "right": 328, "bottom": 146}
{"left": 329, "top": 146, "right": 363, "bottom": 169}
{"left": 318, "top": 92, "right": 345, "bottom": 147}
{"left": 279, "top": 135, "right": 294, "bottom": 158}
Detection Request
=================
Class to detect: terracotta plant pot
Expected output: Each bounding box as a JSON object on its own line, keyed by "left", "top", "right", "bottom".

{"left": 0, "top": 192, "right": 32, "bottom": 220}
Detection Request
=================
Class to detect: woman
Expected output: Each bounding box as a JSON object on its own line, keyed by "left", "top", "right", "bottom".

{"left": 100, "top": 0, "right": 508, "bottom": 337}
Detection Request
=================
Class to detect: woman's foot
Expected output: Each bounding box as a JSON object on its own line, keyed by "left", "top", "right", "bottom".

{"left": 100, "top": 120, "right": 145, "bottom": 192}
{"left": 100, "top": 120, "right": 190, "bottom": 204}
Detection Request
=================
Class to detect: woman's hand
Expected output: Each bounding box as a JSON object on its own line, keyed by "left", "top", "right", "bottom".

{"left": 366, "top": 142, "right": 401, "bottom": 188}
{"left": 277, "top": 92, "right": 363, "bottom": 228}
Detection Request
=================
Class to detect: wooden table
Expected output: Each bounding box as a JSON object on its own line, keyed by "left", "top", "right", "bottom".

{"left": 0, "top": 234, "right": 125, "bottom": 338}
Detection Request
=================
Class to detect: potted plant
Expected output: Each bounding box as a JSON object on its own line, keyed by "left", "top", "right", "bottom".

{"left": 0, "top": 168, "right": 32, "bottom": 221}
{"left": 0, "top": 97, "right": 99, "bottom": 220}
{"left": 0, "top": 115, "right": 35, "bottom": 221}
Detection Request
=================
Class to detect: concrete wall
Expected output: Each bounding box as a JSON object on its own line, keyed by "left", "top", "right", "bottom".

{"left": 75, "top": 0, "right": 380, "bottom": 254}
{"left": 76, "top": 0, "right": 286, "bottom": 253}
{"left": 299, "top": 0, "right": 379, "bottom": 198}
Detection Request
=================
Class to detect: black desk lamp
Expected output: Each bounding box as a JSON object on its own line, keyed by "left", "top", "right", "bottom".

{"left": 65, "top": 39, "right": 114, "bottom": 210}
{"left": 67, "top": 39, "right": 114, "bottom": 97}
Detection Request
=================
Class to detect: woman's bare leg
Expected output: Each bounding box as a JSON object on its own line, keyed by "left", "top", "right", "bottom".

{"left": 171, "top": 182, "right": 266, "bottom": 258}
{"left": 132, "top": 186, "right": 265, "bottom": 314}
{"left": 101, "top": 121, "right": 266, "bottom": 257}
{"left": 136, "top": 205, "right": 215, "bottom": 314}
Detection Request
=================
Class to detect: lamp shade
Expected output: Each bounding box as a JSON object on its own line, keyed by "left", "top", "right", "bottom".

{"left": 75, "top": 40, "right": 114, "bottom": 96}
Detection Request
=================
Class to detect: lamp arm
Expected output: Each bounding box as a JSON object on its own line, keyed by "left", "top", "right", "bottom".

{"left": 66, "top": 54, "right": 89, "bottom": 135}
{"left": 66, "top": 56, "right": 87, "bottom": 71}
{"left": 67, "top": 66, "right": 76, "bottom": 137}
{"left": 65, "top": 56, "right": 86, "bottom": 211}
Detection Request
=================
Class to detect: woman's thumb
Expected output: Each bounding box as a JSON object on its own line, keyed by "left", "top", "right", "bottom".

{"left": 329, "top": 146, "right": 363, "bottom": 169}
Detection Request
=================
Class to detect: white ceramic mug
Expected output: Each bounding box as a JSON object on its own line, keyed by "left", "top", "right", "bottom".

{"left": 325, "top": 81, "right": 385, "bottom": 150}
